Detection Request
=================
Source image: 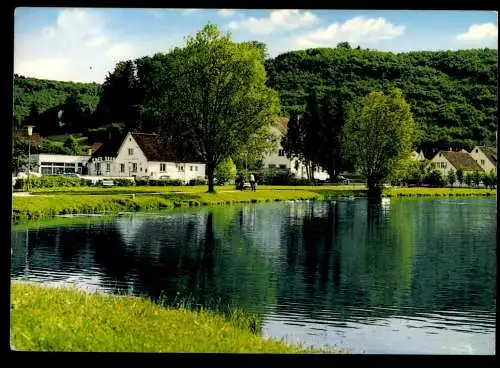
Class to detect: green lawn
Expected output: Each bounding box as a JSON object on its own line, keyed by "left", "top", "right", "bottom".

{"left": 12, "top": 184, "right": 495, "bottom": 222}
{"left": 10, "top": 282, "right": 346, "bottom": 353}
{"left": 383, "top": 187, "right": 496, "bottom": 197}
{"left": 12, "top": 186, "right": 367, "bottom": 221}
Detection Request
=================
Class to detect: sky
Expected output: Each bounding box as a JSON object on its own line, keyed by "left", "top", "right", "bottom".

{"left": 14, "top": 8, "right": 498, "bottom": 83}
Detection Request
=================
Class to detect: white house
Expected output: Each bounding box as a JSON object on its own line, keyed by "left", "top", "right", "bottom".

{"left": 427, "top": 150, "right": 484, "bottom": 177}
{"left": 30, "top": 154, "right": 91, "bottom": 175}
{"left": 469, "top": 146, "right": 497, "bottom": 175}
{"left": 261, "top": 122, "right": 329, "bottom": 181}
{"left": 88, "top": 132, "right": 206, "bottom": 183}
{"left": 410, "top": 150, "right": 426, "bottom": 161}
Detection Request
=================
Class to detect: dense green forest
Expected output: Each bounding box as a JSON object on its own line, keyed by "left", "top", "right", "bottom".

{"left": 13, "top": 45, "right": 498, "bottom": 154}
{"left": 13, "top": 74, "right": 101, "bottom": 137}
{"left": 265, "top": 46, "right": 498, "bottom": 151}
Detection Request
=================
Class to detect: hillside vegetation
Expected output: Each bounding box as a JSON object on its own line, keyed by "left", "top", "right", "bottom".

{"left": 13, "top": 46, "right": 498, "bottom": 151}
{"left": 265, "top": 46, "right": 498, "bottom": 150}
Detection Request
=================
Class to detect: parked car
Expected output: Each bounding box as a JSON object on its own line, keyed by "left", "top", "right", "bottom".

{"left": 159, "top": 175, "right": 170, "bottom": 180}
{"left": 63, "top": 172, "right": 81, "bottom": 178}
{"left": 329, "top": 175, "right": 351, "bottom": 184}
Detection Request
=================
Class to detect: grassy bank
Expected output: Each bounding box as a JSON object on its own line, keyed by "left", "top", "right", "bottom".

{"left": 10, "top": 282, "right": 344, "bottom": 353}
{"left": 12, "top": 185, "right": 495, "bottom": 222}
{"left": 383, "top": 187, "right": 496, "bottom": 197}
{"left": 12, "top": 186, "right": 366, "bottom": 222}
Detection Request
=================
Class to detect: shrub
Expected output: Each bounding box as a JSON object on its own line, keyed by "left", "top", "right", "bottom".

{"left": 423, "top": 169, "right": 445, "bottom": 187}
{"left": 112, "top": 178, "right": 135, "bottom": 187}
{"left": 14, "top": 175, "right": 85, "bottom": 190}
{"left": 135, "top": 178, "right": 149, "bottom": 186}
{"left": 215, "top": 157, "right": 237, "bottom": 185}
{"left": 189, "top": 178, "right": 207, "bottom": 186}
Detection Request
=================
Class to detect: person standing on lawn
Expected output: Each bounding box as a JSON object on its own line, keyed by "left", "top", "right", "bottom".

{"left": 250, "top": 173, "right": 256, "bottom": 191}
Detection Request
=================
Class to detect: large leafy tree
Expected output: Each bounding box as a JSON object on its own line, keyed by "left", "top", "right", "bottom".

{"left": 233, "top": 124, "right": 280, "bottom": 172}
{"left": 342, "top": 88, "right": 417, "bottom": 196}
{"left": 282, "top": 90, "right": 322, "bottom": 181}
{"left": 144, "top": 24, "right": 279, "bottom": 192}
{"left": 95, "top": 60, "right": 141, "bottom": 132}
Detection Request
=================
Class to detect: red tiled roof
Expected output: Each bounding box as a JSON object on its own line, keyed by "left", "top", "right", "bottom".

{"left": 91, "top": 142, "right": 103, "bottom": 152}
{"left": 131, "top": 133, "right": 201, "bottom": 163}
{"left": 440, "top": 151, "right": 484, "bottom": 172}
{"left": 14, "top": 131, "right": 43, "bottom": 148}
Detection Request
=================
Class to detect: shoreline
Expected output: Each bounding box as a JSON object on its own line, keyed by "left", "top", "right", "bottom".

{"left": 11, "top": 186, "right": 495, "bottom": 223}
{"left": 10, "top": 281, "right": 347, "bottom": 353}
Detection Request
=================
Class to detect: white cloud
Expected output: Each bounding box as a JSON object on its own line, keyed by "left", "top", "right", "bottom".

{"left": 183, "top": 9, "right": 201, "bottom": 14}
{"left": 456, "top": 23, "right": 498, "bottom": 41}
{"left": 295, "top": 16, "right": 405, "bottom": 48}
{"left": 228, "top": 9, "right": 318, "bottom": 35}
{"left": 14, "top": 8, "right": 172, "bottom": 83}
{"left": 218, "top": 9, "right": 236, "bottom": 17}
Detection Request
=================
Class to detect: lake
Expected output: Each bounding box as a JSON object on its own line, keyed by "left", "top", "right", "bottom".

{"left": 11, "top": 198, "right": 496, "bottom": 354}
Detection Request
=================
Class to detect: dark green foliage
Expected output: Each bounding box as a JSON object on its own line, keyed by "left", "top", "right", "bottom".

{"left": 13, "top": 74, "right": 100, "bottom": 136}
{"left": 424, "top": 169, "right": 445, "bottom": 187}
{"left": 447, "top": 169, "right": 457, "bottom": 187}
{"left": 134, "top": 178, "right": 184, "bottom": 186}
{"left": 456, "top": 167, "right": 464, "bottom": 187}
{"left": 266, "top": 48, "right": 497, "bottom": 149}
{"left": 189, "top": 178, "right": 208, "bottom": 186}
{"left": 472, "top": 170, "right": 482, "bottom": 187}
{"left": 14, "top": 176, "right": 87, "bottom": 190}
{"left": 112, "top": 178, "right": 135, "bottom": 186}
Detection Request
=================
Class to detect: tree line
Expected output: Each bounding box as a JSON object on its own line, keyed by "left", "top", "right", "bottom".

{"left": 12, "top": 24, "right": 498, "bottom": 194}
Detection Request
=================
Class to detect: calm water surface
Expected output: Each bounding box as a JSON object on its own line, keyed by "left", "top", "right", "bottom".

{"left": 11, "top": 198, "right": 496, "bottom": 354}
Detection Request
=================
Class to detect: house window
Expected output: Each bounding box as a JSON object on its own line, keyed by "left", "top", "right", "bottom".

{"left": 190, "top": 166, "right": 193, "bottom": 171}
{"left": 178, "top": 165, "right": 184, "bottom": 171}
{"left": 120, "top": 164, "right": 125, "bottom": 173}
{"left": 279, "top": 164, "right": 287, "bottom": 169}
{"left": 476, "top": 149, "right": 479, "bottom": 153}
{"left": 106, "top": 163, "right": 110, "bottom": 172}
{"left": 481, "top": 159, "right": 485, "bottom": 166}
{"left": 128, "top": 148, "right": 134, "bottom": 156}
{"left": 132, "top": 163, "right": 137, "bottom": 172}
{"left": 195, "top": 166, "right": 198, "bottom": 171}
{"left": 278, "top": 149, "right": 285, "bottom": 157}
{"left": 160, "top": 163, "right": 166, "bottom": 172}
{"left": 96, "top": 163, "right": 100, "bottom": 171}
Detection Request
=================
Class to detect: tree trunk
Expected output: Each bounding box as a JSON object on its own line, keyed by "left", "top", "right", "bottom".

{"left": 367, "top": 178, "right": 382, "bottom": 198}
{"left": 206, "top": 162, "right": 215, "bottom": 193}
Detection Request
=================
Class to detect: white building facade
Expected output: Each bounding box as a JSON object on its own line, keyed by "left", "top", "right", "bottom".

{"left": 261, "top": 126, "right": 329, "bottom": 181}
{"left": 88, "top": 132, "right": 206, "bottom": 183}
{"left": 30, "top": 154, "right": 91, "bottom": 175}
{"left": 469, "top": 146, "right": 497, "bottom": 175}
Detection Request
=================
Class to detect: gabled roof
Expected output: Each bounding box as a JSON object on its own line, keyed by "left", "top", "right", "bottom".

{"left": 131, "top": 133, "right": 202, "bottom": 163}
{"left": 91, "top": 142, "right": 103, "bottom": 152}
{"left": 91, "top": 138, "right": 123, "bottom": 159}
{"left": 130, "top": 133, "right": 178, "bottom": 162}
{"left": 479, "top": 146, "right": 497, "bottom": 166}
{"left": 439, "top": 151, "right": 484, "bottom": 172}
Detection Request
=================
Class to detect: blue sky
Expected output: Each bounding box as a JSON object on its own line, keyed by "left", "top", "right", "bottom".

{"left": 14, "top": 8, "right": 498, "bottom": 83}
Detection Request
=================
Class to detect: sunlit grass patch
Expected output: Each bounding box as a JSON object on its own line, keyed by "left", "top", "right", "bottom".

{"left": 383, "top": 187, "right": 496, "bottom": 198}
{"left": 10, "top": 282, "right": 347, "bottom": 353}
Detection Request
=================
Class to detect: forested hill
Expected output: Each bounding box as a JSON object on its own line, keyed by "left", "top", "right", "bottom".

{"left": 265, "top": 47, "right": 498, "bottom": 149}
{"left": 13, "top": 46, "right": 498, "bottom": 149}
{"left": 13, "top": 74, "right": 101, "bottom": 135}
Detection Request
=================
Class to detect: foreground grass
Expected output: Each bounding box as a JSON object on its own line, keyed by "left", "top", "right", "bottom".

{"left": 10, "top": 282, "right": 345, "bottom": 353}
{"left": 383, "top": 187, "right": 496, "bottom": 197}
{"left": 12, "top": 186, "right": 366, "bottom": 222}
